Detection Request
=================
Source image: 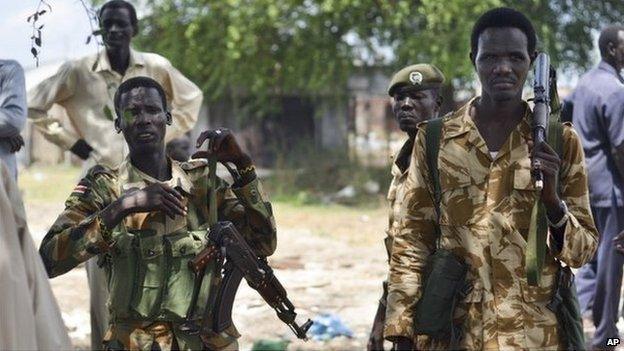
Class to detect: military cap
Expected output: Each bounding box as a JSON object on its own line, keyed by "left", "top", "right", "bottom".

{"left": 387, "top": 63, "right": 445, "bottom": 96}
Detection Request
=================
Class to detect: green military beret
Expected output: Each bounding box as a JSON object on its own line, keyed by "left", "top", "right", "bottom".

{"left": 387, "top": 63, "right": 445, "bottom": 96}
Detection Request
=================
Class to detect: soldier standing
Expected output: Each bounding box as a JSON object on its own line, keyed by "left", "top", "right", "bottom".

{"left": 39, "top": 77, "right": 275, "bottom": 350}
{"left": 384, "top": 8, "right": 598, "bottom": 350}
{"left": 27, "top": 1, "right": 203, "bottom": 346}
{"left": 367, "top": 64, "right": 444, "bottom": 351}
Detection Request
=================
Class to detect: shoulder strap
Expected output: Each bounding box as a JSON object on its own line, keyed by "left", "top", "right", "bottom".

{"left": 527, "top": 102, "right": 565, "bottom": 286}
{"left": 425, "top": 118, "right": 444, "bottom": 242}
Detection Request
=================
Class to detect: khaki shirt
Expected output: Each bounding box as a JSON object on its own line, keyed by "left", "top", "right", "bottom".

{"left": 28, "top": 49, "right": 203, "bottom": 168}
{"left": 384, "top": 98, "right": 598, "bottom": 350}
{"left": 384, "top": 138, "right": 413, "bottom": 260}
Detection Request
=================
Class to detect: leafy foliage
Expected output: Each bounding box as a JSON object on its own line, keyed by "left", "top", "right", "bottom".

{"left": 100, "top": 0, "right": 624, "bottom": 111}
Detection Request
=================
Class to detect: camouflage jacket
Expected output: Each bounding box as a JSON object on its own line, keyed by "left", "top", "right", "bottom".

{"left": 384, "top": 138, "right": 414, "bottom": 261}
{"left": 384, "top": 98, "right": 598, "bottom": 350}
{"left": 39, "top": 157, "right": 276, "bottom": 349}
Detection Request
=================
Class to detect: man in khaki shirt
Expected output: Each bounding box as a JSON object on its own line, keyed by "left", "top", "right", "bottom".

{"left": 28, "top": 1, "right": 202, "bottom": 169}
{"left": 367, "top": 63, "right": 444, "bottom": 351}
{"left": 27, "top": 1, "right": 202, "bottom": 347}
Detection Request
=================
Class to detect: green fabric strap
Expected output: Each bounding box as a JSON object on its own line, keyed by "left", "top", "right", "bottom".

{"left": 208, "top": 152, "right": 218, "bottom": 226}
{"left": 425, "top": 118, "right": 444, "bottom": 245}
{"left": 526, "top": 73, "right": 565, "bottom": 286}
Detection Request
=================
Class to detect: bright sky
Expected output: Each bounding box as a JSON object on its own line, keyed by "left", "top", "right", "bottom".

{"left": 1, "top": 0, "right": 98, "bottom": 70}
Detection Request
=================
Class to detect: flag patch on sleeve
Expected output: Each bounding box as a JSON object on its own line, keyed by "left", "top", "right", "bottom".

{"left": 71, "top": 179, "right": 91, "bottom": 196}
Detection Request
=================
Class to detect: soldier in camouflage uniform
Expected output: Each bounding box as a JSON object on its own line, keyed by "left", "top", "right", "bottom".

{"left": 39, "top": 77, "right": 276, "bottom": 350}
{"left": 367, "top": 64, "right": 445, "bottom": 351}
{"left": 384, "top": 8, "right": 598, "bottom": 350}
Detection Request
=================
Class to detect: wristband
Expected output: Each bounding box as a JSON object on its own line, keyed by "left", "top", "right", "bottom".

{"left": 70, "top": 139, "right": 94, "bottom": 160}
{"left": 547, "top": 200, "right": 569, "bottom": 229}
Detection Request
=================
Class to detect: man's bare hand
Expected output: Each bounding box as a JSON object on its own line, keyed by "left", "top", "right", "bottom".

{"left": 192, "top": 128, "right": 251, "bottom": 168}
{"left": 101, "top": 183, "right": 187, "bottom": 229}
{"left": 613, "top": 231, "right": 624, "bottom": 254}
{"left": 5, "top": 134, "right": 24, "bottom": 153}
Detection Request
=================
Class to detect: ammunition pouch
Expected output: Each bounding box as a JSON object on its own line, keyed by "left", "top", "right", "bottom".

{"left": 413, "top": 248, "right": 471, "bottom": 343}
{"left": 106, "top": 229, "right": 213, "bottom": 321}
{"left": 546, "top": 264, "right": 585, "bottom": 349}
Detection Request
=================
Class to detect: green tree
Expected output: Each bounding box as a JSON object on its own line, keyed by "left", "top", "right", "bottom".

{"left": 130, "top": 0, "right": 624, "bottom": 113}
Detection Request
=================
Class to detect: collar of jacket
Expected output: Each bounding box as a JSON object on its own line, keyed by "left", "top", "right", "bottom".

{"left": 440, "top": 96, "right": 532, "bottom": 161}
{"left": 597, "top": 60, "right": 624, "bottom": 83}
{"left": 117, "top": 156, "right": 194, "bottom": 195}
{"left": 92, "top": 48, "right": 146, "bottom": 73}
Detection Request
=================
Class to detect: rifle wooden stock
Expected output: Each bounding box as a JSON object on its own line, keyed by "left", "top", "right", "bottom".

{"left": 188, "top": 244, "right": 220, "bottom": 274}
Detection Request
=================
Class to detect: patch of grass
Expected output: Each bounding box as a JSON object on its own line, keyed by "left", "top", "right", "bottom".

{"left": 272, "top": 201, "right": 387, "bottom": 247}
{"left": 19, "top": 164, "right": 82, "bottom": 204}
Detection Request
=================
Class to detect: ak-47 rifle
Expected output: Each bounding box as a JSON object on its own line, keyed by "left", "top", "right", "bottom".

{"left": 188, "top": 221, "right": 312, "bottom": 343}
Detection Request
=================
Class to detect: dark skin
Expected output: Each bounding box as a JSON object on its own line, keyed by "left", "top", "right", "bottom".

{"left": 392, "top": 86, "right": 442, "bottom": 139}
{"left": 393, "top": 27, "right": 566, "bottom": 351}
{"left": 367, "top": 86, "right": 441, "bottom": 351}
{"left": 99, "top": 7, "right": 135, "bottom": 75}
{"left": 100, "top": 86, "right": 251, "bottom": 228}
{"left": 4, "top": 128, "right": 24, "bottom": 153}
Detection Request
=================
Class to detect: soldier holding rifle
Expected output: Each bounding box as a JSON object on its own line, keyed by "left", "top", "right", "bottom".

{"left": 39, "top": 77, "right": 275, "bottom": 350}
{"left": 384, "top": 8, "right": 598, "bottom": 350}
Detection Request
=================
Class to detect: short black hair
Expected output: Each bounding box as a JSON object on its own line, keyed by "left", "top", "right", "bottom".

{"left": 470, "top": 7, "right": 537, "bottom": 56}
{"left": 98, "top": 0, "right": 138, "bottom": 33}
{"left": 598, "top": 25, "right": 624, "bottom": 58}
{"left": 114, "top": 76, "right": 168, "bottom": 118}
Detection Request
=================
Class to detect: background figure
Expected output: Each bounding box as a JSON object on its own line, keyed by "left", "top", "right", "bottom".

{"left": 568, "top": 25, "right": 624, "bottom": 349}
{"left": 0, "top": 161, "right": 71, "bottom": 350}
{"left": 367, "top": 63, "right": 443, "bottom": 351}
{"left": 166, "top": 134, "right": 192, "bottom": 162}
{"left": 0, "top": 60, "right": 26, "bottom": 180}
{"left": 27, "top": 1, "right": 203, "bottom": 347}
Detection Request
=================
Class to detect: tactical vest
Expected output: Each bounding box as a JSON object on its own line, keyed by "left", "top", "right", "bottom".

{"left": 105, "top": 227, "right": 215, "bottom": 322}
{"left": 100, "top": 164, "right": 214, "bottom": 323}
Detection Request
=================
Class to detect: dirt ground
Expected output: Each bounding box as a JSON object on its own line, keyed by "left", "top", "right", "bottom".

{"left": 21, "top": 166, "right": 391, "bottom": 350}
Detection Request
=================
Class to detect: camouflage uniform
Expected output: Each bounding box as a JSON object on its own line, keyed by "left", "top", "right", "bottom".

{"left": 39, "top": 157, "right": 276, "bottom": 350}
{"left": 384, "top": 98, "right": 598, "bottom": 350}
{"left": 384, "top": 138, "right": 414, "bottom": 259}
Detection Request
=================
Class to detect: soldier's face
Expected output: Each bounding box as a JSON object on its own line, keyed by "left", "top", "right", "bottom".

{"left": 473, "top": 27, "right": 533, "bottom": 102}
{"left": 118, "top": 87, "right": 167, "bottom": 152}
{"left": 100, "top": 7, "right": 134, "bottom": 50}
{"left": 392, "top": 86, "right": 440, "bottom": 134}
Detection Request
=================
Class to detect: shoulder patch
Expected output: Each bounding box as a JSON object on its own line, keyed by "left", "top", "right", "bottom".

{"left": 181, "top": 158, "right": 208, "bottom": 171}
{"left": 87, "top": 164, "right": 115, "bottom": 178}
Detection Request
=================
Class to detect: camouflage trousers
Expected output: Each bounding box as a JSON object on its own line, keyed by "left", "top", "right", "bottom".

{"left": 103, "top": 321, "right": 238, "bottom": 351}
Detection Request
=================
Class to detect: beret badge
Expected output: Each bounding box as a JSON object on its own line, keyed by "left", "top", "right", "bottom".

{"left": 409, "top": 71, "right": 423, "bottom": 85}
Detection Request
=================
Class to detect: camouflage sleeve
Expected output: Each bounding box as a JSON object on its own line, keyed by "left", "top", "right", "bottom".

{"left": 39, "top": 167, "right": 115, "bottom": 277}
{"left": 217, "top": 176, "right": 277, "bottom": 257}
{"left": 549, "top": 124, "right": 599, "bottom": 267}
{"left": 384, "top": 129, "right": 438, "bottom": 341}
{"left": 384, "top": 180, "right": 398, "bottom": 262}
